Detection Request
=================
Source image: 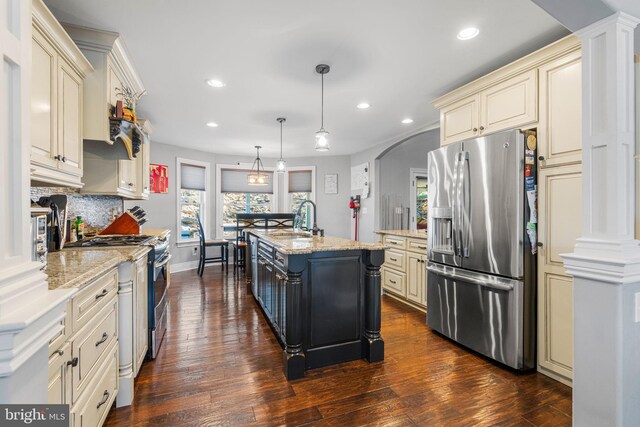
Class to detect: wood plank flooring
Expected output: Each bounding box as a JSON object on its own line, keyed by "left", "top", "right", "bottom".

{"left": 105, "top": 267, "right": 571, "bottom": 426}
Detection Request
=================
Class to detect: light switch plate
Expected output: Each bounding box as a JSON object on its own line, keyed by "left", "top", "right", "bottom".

{"left": 362, "top": 207, "right": 368, "bottom": 214}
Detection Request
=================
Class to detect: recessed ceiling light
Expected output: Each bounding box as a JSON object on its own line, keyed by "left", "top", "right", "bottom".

{"left": 206, "top": 79, "right": 226, "bottom": 88}
{"left": 206, "top": 122, "right": 219, "bottom": 128}
{"left": 402, "top": 118, "right": 414, "bottom": 124}
{"left": 357, "top": 102, "right": 370, "bottom": 109}
{"left": 457, "top": 27, "right": 479, "bottom": 40}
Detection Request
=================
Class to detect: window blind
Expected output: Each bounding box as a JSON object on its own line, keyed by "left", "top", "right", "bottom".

{"left": 288, "top": 170, "right": 312, "bottom": 193}
{"left": 221, "top": 169, "right": 274, "bottom": 194}
{"left": 180, "top": 163, "right": 206, "bottom": 191}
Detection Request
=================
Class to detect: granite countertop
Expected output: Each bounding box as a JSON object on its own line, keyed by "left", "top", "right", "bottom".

{"left": 142, "top": 228, "right": 171, "bottom": 240}
{"left": 375, "top": 230, "right": 428, "bottom": 240}
{"left": 46, "top": 246, "right": 151, "bottom": 291}
{"left": 248, "top": 229, "right": 387, "bottom": 255}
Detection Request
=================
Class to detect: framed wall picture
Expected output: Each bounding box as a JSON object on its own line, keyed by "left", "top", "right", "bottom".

{"left": 324, "top": 173, "right": 338, "bottom": 194}
{"left": 150, "top": 164, "right": 169, "bottom": 193}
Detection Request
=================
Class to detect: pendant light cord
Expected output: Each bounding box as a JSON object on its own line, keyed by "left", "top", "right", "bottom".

{"left": 280, "top": 120, "right": 283, "bottom": 158}
{"left": 321, "top": 73, "right": 324, "bottom": 129}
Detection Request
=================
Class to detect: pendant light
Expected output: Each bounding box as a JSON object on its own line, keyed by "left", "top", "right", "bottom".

{"left": 247, "top": 145, "right": 269, "bottom": 186}
{"left": 276, "top": 117, "right": 286, "bottom": 173}
{"left": 315, "top": 64, "right": 330, "bottom": 151}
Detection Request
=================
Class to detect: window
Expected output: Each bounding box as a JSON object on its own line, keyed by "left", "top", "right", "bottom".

{"left": 286, "top": 167, "right": 315, "bottom": 230}
{"left": 177, "top": 158, "right": 210, "bottom": 244}
{"left": 216, "top": 165, "right": 278, "bottom": 239}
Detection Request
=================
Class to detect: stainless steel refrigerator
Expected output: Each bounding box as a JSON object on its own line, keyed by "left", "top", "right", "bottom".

{"left": 426, "top": 128, "right": 536, "bottom": 370}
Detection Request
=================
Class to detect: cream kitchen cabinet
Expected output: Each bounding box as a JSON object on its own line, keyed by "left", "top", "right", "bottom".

{"left": 134, "top": 255, "right": 148, "bottom": 376}
{"left": 537, "top": 163, "right": 582, "bottom": 386}
{"left": 30, "top": 0, "right": 93, "bottom": 188}
{"left": 48, "top": 267, "right": 120, "bottom": 427}
{"left": 438, "top": 70, "right": 537, "bottom": 146}
{"left": 378, "top": 232, "right": 428, "bottom": 311}
{"left": 440, "top": 94, "right": 480, "bottom": 146}
{"left": 538, "top": 50, "right": 582, "bottom": 168}
{"left": 406, "top": 252, "right": 427, "bottom": 307}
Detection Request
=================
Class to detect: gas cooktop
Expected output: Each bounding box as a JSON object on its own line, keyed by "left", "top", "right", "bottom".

{"left": 65, "top": 235, "right": 155, "bottom": 248}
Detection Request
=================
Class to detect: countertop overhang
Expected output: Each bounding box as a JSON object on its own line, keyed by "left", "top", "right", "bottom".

{"left": 247, "top": 229, "right": 387, "bottom": 255}
{"left": 46, "top": 246, "right": 151, "bottom": 291}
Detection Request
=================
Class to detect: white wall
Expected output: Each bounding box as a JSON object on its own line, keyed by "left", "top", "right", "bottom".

{"left": 126, "top": 142, "right": 351, "bottom": 269}
{"left": 349, "top": 128, "right": 440, "bottom": 242}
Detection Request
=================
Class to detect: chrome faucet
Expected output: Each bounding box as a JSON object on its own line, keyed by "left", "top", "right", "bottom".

{"left": 295, "top": 200, "right": 324, "bottom": 236}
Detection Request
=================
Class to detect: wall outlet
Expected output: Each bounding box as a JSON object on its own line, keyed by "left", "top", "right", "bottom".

{"left": 193, "top": 247, "right": 198, "bottom": 255}
{"left": 636, "top": 292, "right": 640, "bottom": 323}
{"left": 362, "top": 207, "right": 368, "bottom": 215}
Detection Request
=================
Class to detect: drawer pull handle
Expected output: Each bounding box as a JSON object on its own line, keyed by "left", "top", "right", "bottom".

{"left": 52, "top": 349, "right": 64, "bottom": 357}
{"left": 389, "top": 257, "right": 398, "bottom": 262}
{"left": 95, "top": 289, "right": 108, "bottom": 300}
{"left": 389, "top": 280, "right": 397, "bottom": 284}
{"left": 389, "top": 241, "right": 398, "bottom": 244}
{"left": 96, "top": 390, "right": 110, "bottom": 409}
{"left": 95, "top": 332, "right": 109, "bottom": 347}
{"left": 67, "top": 357, "right": 78, "bottom": 367}
{"left": 276, "top": 273, "right": 287, "bottom": 281}
{"left": 417, "top": 245, "right": 426, "bottom": 249}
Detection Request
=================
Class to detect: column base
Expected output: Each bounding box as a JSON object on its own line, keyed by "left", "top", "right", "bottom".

{"left": 116, "top": 370, "right": 134, "bottom": 407}
{"left": 283, "top": 351, "right": 305, "bottom": 380}
{"left": 362, "top": 336, "right": 384, "bottom": 363}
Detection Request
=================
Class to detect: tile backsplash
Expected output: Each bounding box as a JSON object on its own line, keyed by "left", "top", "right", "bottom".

{"left": 31, "top": 187, "right": 124, "bottom": 230}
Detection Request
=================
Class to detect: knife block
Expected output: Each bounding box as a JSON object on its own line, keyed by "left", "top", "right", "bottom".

{"left": 100, "top": 212, "right": 141, "bottom": 235}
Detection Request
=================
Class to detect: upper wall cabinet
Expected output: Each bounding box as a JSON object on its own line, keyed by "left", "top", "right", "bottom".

{"left": 434, "top": 36, "right": 580, "bottom": 146}
{"left": 30, "top": 0, "right": 94, "bottom": 188}
{"left": 62, "top": 24, "right": 146, "bottom": 160}
{"left": 537, "top": 50, "right": 582, "bottom": 168}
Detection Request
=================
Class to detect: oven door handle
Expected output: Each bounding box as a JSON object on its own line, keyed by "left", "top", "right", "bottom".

{"left": 154, "top": 253, "right": 172, "bottom": 269}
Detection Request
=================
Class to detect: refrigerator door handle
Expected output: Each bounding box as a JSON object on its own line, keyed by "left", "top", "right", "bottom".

{"left": 452, "top": 154, "right": 460, "bottom": 256}
{"left": 461, "top": 151, "right": 470, "bottom": 257}
{"left": 426, "top": 262, "right": 515, "bottom": 292}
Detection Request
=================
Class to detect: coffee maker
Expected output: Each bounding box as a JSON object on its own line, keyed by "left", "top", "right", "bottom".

{"left": 36, "top": 195, "right": 68, "bottom": 251}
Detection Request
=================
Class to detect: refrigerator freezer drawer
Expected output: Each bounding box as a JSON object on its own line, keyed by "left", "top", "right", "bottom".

{"left": 426, "top": 263, "right": 533, "bottom": 370}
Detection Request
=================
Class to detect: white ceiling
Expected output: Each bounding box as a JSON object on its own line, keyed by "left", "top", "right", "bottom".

{"left": 44, "top": 0, "right": 568, "bottom": 158}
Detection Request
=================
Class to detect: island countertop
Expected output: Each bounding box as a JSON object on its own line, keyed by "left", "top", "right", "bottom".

{"left": 46, "top": 246, "right": 151, "bottom": 291}
{"left": 247, "top": 229, "right": 387, "bottom": 255}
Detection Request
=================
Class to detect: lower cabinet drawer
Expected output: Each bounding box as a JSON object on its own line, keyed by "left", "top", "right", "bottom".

{"left": 72, "top": 342, "right": 118, "bottom": 427}
{"left": 382, "top": 268, "right": 406, "bottom": 297}
{"left": 72, "top": 298, "right": 118, "bottom": 404}
{"left": 72, "top": 268, "right": 118, "bottom": 333}
{"left": 384, "top": 250, "right": 406, "bottom": 272}
{"left": 407, "top": 238, "right": 428, "bottom": 254}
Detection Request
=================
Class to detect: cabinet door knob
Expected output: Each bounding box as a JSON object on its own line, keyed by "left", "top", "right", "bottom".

{"left": 67, "top": 357, "right": 79, "bottom": 367}
{"left": 128, "top": 182, "right": 134, "bottom": 186}
{"left": 61, "top": 156, "right": 66, "bottom": 162}
{"left": 53, "top": 155, "right": 60, "bottom": 161}
{"left": 538, "top": 155, "right": 545, "bottom": 161}
{"left": 536, "top": 242, "right": 543, "bottom": 247}
{"left": 472, "top": 128, "right": 478, "bottom": 133}
{"left": 479, "top": 126, "right": 485, "bottom": 131}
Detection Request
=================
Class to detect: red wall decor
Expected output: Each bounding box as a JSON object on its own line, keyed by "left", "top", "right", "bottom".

{"left": 150, "top": 164, "right": 169, "bottom": 194}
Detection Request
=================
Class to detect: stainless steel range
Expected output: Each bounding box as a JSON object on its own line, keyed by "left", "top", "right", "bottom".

{"left": 66, "top": 232, "right": 171, "bottom": 359}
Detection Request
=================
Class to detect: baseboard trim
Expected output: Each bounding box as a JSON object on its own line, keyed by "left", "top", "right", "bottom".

{"left": 171, "top": 261, "right": 198, "bottom": 273}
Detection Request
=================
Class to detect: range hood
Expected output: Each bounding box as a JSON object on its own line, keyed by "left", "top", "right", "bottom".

{"left": 63, "top": 24, "right": 146, "bottom": 160}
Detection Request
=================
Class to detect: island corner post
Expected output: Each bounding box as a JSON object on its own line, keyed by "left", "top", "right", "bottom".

{"left": 363, "top": 249, "right": 385, "bottom": 363}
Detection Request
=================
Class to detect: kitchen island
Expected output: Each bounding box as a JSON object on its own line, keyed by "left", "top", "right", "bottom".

{"left": 246, "top": 230, "right": 387, "bottom": 380}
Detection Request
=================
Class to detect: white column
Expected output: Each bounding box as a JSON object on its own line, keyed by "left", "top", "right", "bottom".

{"left": 562, "top": 12, "right": 640, "bottom": 427}
{"left": 0, "top": 0, "right": 72, "bottom": 403}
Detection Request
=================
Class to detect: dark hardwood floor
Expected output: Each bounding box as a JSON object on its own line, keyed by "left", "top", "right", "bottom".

{"left": 105, "top": 267, "right": 571, "bottom": 426}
